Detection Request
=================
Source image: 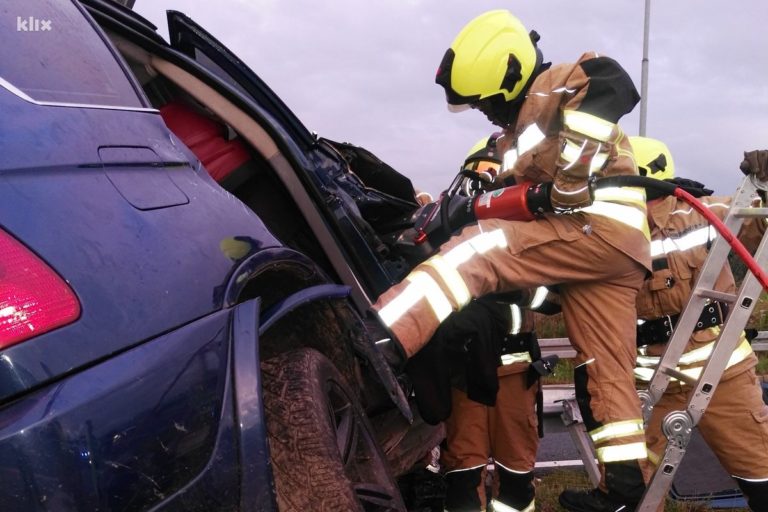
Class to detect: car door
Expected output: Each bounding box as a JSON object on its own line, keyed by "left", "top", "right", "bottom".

{"left": 164, "top": 11, "right": 403, "bottom": 306}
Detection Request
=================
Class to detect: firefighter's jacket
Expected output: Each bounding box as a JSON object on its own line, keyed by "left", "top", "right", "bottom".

{"left": 375, "top": 52, "right": 650, "bottom": 358}
{"left": 406, "top": 297, "right": 509, "bottom": 425}
{"left": 495, "top": 51, "right": 649, "bottom": 267}
{"left": 635, "top": 195, "right": 767, "bottom": 383}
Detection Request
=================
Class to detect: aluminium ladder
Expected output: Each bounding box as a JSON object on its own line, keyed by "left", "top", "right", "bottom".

{"left": 558, "top": 172, "right": 768, "bottom": 511}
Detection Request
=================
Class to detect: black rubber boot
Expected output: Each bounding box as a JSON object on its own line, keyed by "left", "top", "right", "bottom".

{"left": 444, "top": 466, "right": 484, "bottom": 511}
{"left": 559, "top": 461, "right": 645, "bottom": 512}
{"left": 558, "top": 488, "right": 634, "bottom": 512}
{"left": 495, "top": 467, "right": 534, "bottom": 511}
{"left": 735, "top": 477, "right": 768, "bottom": 511}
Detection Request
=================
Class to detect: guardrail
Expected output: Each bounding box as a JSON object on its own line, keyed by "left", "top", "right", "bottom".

{"left": 539, "top": 330, "right": 768, "bottom": 359}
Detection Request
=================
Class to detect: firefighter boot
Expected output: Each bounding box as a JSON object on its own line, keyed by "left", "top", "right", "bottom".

{"left": 559, "top": 461, "right": 645, "bottom": 512}
{"left": 493, "top": 467, "right": 534, "bottom": 512}
{"left": 734, "top": 478, "right": 768, "bottom": 511}
{"left": 444, "top": 466, "right": 485, "bottom": 511}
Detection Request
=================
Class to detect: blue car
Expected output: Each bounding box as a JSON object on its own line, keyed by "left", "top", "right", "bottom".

{"left": 0, "top": 1, "right": 444, "bottom": 510}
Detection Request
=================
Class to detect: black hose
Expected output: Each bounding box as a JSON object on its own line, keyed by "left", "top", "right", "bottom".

{"left": 594, "top": 175, "right": 677, "bottom": 196}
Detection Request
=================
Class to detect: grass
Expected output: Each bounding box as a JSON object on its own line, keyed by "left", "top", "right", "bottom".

{"left": 534, "top": 469, "right": 747, "bottom": 512}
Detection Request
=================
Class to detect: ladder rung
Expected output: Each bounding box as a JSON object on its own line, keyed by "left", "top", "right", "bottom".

{"left": 660, "top": 366, "right": 698, "bottom": 386}
{"left": 693, "top": 289, "right": 737, "bottom": 303}
{"left": 733, "top": 207, "right": 768, "bottom": 218}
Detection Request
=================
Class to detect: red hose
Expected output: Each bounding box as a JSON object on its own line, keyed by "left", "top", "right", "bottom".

{"left": 673, "top": 187, "right": 768, "bottom": 290}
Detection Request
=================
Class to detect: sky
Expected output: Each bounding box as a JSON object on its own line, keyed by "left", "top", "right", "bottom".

{"left": 133, "top": 0, "right": 768, "bottom": 197}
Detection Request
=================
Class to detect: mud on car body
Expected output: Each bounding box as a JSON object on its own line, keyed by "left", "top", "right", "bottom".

{"left": 0, "top": 1, "right": 442, "bottom": 510}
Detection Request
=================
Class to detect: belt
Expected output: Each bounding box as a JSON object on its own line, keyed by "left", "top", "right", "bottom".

{"left": 636, "top": 301, "right": 728, "bottom": 347}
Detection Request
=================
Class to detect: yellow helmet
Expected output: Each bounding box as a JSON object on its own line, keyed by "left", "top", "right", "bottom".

{"left": 463, "top": 133, "right": 502, "bottom": 174}
{"left": 630, "top": 136, "right": 675, "bottom": 181}
{"left": 435, "top": 10, "right": 542, "bottom": 113}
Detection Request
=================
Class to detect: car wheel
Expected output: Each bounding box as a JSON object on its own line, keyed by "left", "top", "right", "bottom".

{"left": 261, "top": 348, "right": 405, "bottom": 511}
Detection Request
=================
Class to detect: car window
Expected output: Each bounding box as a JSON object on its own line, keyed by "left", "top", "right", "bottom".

{"left": 0, "top": 0, "right": 143, "bottom": 108}
{"left": 190, "top": 48, "right": 251, "bottom": 98}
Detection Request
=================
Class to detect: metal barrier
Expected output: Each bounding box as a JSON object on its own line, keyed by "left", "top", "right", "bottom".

{"left": 540, "top": 330, "right": 768, "bottom": 360}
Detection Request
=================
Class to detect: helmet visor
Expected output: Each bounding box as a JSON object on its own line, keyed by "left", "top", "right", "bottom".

{"left": 447, "top": 103, "right": 471, "bottom": 113}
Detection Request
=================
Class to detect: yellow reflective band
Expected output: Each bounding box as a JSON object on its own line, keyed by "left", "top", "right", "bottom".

{"left": 501, "top": 352, "right": 532, "bottom": 365}
{"left": 563, "top": 110, "right": 616, "bottom": 142}
{"left": 503, "top": 148, "right": 518, "bottom": 174}
{"left": 529, "top": 286, "right": 549, "bottom": 310}
{"left": 647, "top": 449, "right": 661, "bottom": 467}
{"left": 379, "top": 230, "right": 507, "bottom": 328}
{"left": 617, "top": 146, "right": 635, "bottom": 160}
{"left": 518, "top": 123, "right": 546, "bottom": 154}
{"left": 408, "top": 271, "right": 452, "bottom": 323}
{"left": 634, "top": 367, "right": 655, "bottom": 381}
{"left": 589, "top": 419, "right": 644, "bottom": 444}
{"left": 634, "top": 338, "right": 753, "bottom": 382}
{"left": 378, "top": 281, "right": 426, "bottom": 327}
{"left": 596, "top": 442, "right": 648, "bottom": 463}
{"left": 561, "top": 139, "right": 585, "bottom": 164}
{"left": 650, "top": 225, "right": 718, "bottom": 257}
{"left": 594, "top": 187, "right": 647, "bottom": 207}
{"left": 423, "top": 256, "right": 471, "bottom": 309}
{"left": 443, "top": 240, "right": 475, "bottom": 267}
{"left": 635, "top": 354, "right": 659, "bottom": 368}
{"left": 579, "top": 201, "right": 651, "bottom": 239}
{"left": 490, "top": 498, "right": 535, "bottom": 512}
{"left": 468, "top": 228, "right": 508, "bottom": 253}
{"left": 560, "top": 140, "right": 609, "bottom": 174}
{"left": 502, "top": 124, "right": 546, "bottom": 174}
{"left": 589, "top": 151, "right": 609, "bottom": 174}
{"left": 443, "top": 229, "right": 507, "bottom": 269}
{"left": 509, "top": 304, "right": 522, "bottom": 335}
{"left": 377, "top": 271, "right": 453, "bottom": 327}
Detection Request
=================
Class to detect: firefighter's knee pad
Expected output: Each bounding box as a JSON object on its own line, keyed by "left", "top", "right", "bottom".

{"left": 734, "top": 477, "right": 768, "bottom": 511}
{"left": 495, "top": 465, "right": 534, "bottom": 510}
{"left": 444, "top": 466, "right": 484, "bottom": 511}
{"left": 574, "top": 363, "right": 600, "bottom": 431}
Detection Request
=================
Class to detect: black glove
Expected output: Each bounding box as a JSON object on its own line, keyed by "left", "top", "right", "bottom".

{"left": 740, "top": 150, "right": 768, "bottom": 181}
{"left": 414, "top": 193, "right": 475, "bottom": 248}
{"left": 645, "top": 177, "right": 713, "bottom": 201}
{"left": 667, "top": 177, "right": 713, "bottom": 197}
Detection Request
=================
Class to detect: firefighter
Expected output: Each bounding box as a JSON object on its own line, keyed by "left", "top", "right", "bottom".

{"left": 614, "top": 137, "right": 767, "bottom": 511}
{"left": 373, "top": 9, "right": 653, "bottom": 511}
{"left": 436, "top": 136, "right": 558, "bottom": 512}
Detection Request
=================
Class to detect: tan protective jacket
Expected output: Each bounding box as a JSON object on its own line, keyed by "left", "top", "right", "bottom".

{"left": 636, "top": 195, "right": 767, "bottom": 382}
{"left": 496, "top": 52, "right": 649, "bottom": 268}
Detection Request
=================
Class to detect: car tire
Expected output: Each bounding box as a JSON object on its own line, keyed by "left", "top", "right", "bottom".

{"left": 261, "top": 348, "right": 405, "bottom": 511}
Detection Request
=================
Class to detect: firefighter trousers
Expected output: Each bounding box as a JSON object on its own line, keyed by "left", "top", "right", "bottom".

{"left": 374, "top": 214, "right": 651, "bottom": 497}
{"left": 441, "top": 366, "right": 538, "bottom": 511}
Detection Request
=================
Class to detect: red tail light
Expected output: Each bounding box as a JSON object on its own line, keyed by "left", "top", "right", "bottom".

{"left": 0, "top": 229, "right": 80, "bottom": 349}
